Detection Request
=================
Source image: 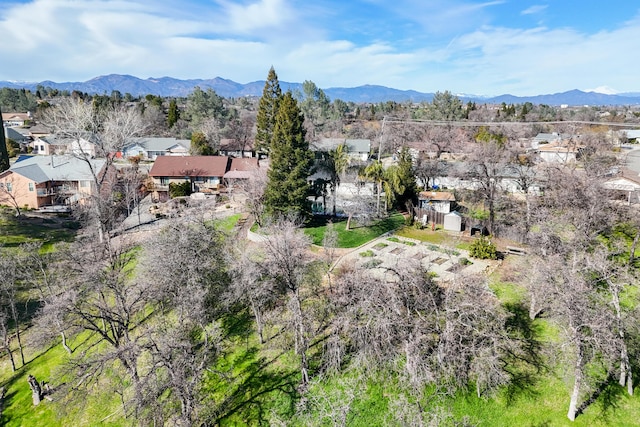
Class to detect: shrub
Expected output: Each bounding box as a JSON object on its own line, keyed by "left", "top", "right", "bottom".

{"left": 405, "top": 214, "right": 414, "bottom": 226}
{"left": 459, "top": 257, "right": 472, "bottom": 266}
{"left": 359, "top": 249, "right": 375, "bottom": 257}
{"left": 169, "top": 181, "right": 192, "bottom": 198}
{"left": 363, "top": 259, "right": 383, "bottom": 268}
{"left": 468, "top": 236, "right": 498, "bottom": 260}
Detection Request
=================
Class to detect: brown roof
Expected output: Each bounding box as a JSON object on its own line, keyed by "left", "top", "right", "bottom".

{"left": 28, "top": 124, "right": 51, "bottom": 135}
{"left": 149, "top": 156, "right": 230, "bottom": 178}
{"left": 220, "top": 138, "right": 255, "bottom": 151}
{"left": 418, "top": 191, "right": 455, "bottom": 202}
{"left": 229, "top": 157, "right": 259, "bottom": 171}
{"left": 2, "top": 113, "right": 30, "bottom": 121}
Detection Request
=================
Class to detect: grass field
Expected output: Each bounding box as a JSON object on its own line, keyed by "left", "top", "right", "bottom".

{"left": 4, "top": 208, "right": 640, "bottom": 426}
{"left": 303, "top": 213, "right": 406, "bottom": 248}
{"left": 0, "top": 209, "right": 76, "bottom": 249}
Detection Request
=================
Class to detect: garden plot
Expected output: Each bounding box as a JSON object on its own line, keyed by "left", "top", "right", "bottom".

{"left": 347, "top": 235, "right": 491, "bottom": 281}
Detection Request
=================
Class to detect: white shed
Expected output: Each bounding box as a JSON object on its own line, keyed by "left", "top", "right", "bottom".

{"left": 443, "top": 211, "right": 463, "bottom": 232}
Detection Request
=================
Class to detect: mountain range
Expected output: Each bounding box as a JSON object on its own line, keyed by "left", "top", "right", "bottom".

{"left": 2, "top": 74, "right": 640, "bottom": 106}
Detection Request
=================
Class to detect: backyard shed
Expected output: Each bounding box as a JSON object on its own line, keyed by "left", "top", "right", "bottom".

{"left": 443, "top": 211, "right": 463, "bottom": 232}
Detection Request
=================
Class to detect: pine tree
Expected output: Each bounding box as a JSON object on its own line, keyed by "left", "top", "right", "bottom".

{"left": 255, "top": 67, "right": 282, "bottom": 155}
{"left": 167, "top": 98, "right": 179, "bottom": 128}
{"left": 263, "top": 92, "right": 313, "bottom": 219}
{"left": 0, "top": 106, "right": 10, "bottom": 172}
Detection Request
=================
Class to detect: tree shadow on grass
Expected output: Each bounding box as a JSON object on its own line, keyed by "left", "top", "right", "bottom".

{"left": 205, "top": 309, "right": 300, "bottom": 425}
{"left": 205, "top": 346, "right": 299, "bottom": 426}
{"left": 577, "top": 371, "right": 626, "bottom": 423}
{"left": 501, "top": 302, "right": 548, "bottom": 404}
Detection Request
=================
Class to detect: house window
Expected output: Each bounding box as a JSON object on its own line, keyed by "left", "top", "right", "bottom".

{"left": 40, "top": 145, "right": 45, "bottom": 151}
{"left": 79, "top": 180, "right": 91, "bottom": 188}
{"left": 28, "top": 182, "right": 34, "bottom": 191}
{"left": 160, "top": 177, "right": 169, "bottom": 185}
{"left": 6, "top": 182, "right": 12, "bottom": 192}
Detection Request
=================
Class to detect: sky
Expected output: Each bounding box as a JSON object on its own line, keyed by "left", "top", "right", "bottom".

{"left": 1, "top": 0, "right": 639, "bottom": 96}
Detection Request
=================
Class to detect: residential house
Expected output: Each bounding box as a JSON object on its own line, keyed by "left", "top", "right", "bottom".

{"left": 313, "top": 138, "right": 371, "bottom": 162}
{"left": 536, "top": 142, "right": 581, "bottom": 163}
{"left": 620, "top": 130, "right": 640, "bottom": 144}
{"left": 30, "top": 136, "right": 63, "bottom": 156}
{"left": 0, "top": 155, "right": 108, "bottom": 210}
{"left": 223, "top": 157, "right": 259, "bottom": 193}
{"left": 530, "top": 132, "right": 563, "bottom": 149}
{"left": 603, "top": 168, "right": 640, "bottom": 204}
{"left": 29, "top": 135, "right": 96, "bottom": 157}
{"left": 148, "top": 156, "right": 231, "bottom": 200}
{"left": 27, "top": 124, "right": 52, "bottom": 139}
{"left": 2, "top": 112, "right": 31, "bottom": 127}
{"left": 121, "top": 137, "right": 191, "bottom": 160}
{"left": 219, "top": 138, "right": 255, "bottom": 158}
{"left": 4, "top": 126, "right": 30, "bottom": 147}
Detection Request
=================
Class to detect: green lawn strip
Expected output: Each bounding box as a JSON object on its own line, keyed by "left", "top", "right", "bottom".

{"left": 395, "top": 226, "right": 449, "bottom": 245}
{"left": 489, "top": 280, "right": 527, "bottom": 306}
{"left": 214, "top": 213, "right": 242, "bottom": 233}
{"left": 0, "top": 211, "right": 76, "bottom": 249}
{"left": 303, "top": 213, "right": 405, "bottom": 248}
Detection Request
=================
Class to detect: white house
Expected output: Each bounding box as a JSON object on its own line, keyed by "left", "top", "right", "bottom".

{"left": 122, "top": 137, "right": 191, "bottom": 160}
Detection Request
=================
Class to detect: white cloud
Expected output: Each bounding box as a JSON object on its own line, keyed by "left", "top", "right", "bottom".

{"left": 220, "top": 0, "right": 295, "bottom": 33}
{"left": 0, "top": 0, "right": 639, "bottom": 95}
{"left": 521, "top": 5, "right": 548, "bottom": 15}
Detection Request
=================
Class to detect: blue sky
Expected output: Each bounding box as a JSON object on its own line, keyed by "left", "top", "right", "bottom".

{"left": 1, "top": 0, "right": 639, "bottom": 96}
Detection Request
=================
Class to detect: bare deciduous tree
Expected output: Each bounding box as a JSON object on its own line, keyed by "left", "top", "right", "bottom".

{"left": 42, "top": 98, "right": 147, "bottom": 240}
{"left": 0, "top": 248, "right": 26, "bottom": 370}
{"left": 248, "top": 218, "right": 321, "bottom": 388}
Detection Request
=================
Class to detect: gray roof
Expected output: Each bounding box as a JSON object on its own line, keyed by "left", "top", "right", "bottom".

{"left": 623, "top": 130, "right": 640, "bottom": 140}
{"left": 4, "top": 127, "right": 28, "bottom": 142}
{"left": 313, "top": 138, "right": 346, "bottom": 151}
{"left": 127, "top": 137, "right": 191, "bottom": 152}
{"left": 10, "top": 155, "right": 106, "bottom": 183}
{"left": 313, "top": 138, "right": 371, "bottom": 153}
{"left": 36, "top": 136, "right": 60, "bottom": 145}
{"left": 345, "top": 139, "right": 371, "bottom": 153}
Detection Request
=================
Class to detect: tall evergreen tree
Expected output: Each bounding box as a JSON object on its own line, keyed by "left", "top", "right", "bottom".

{"left": 255, "top": 67, "right": 282, "bottom": 155}
{"left": 264, "top": 92, "right": 313, "bottom": 219}
{"left": 0, "top": 106, "right": 10, "bottom": 172}
{"left": 167, "top": 98, "right": 179, "bottom": 128}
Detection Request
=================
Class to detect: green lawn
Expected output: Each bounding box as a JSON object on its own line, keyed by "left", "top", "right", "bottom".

{"left": 0, "top": 333, "right": 124, "bottom": 427}
{"left": 0, "top": 209, "right": 76, "bottom": 249}
{"left": 214, "top": 213, "right": 242, "bottom": 233}
{"left": 303, "top": 213, "right": 405, "bottom": 248}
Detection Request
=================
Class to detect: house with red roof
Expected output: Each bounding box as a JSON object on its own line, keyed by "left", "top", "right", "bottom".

{"left": 148, "top": 156, "right": 231, "bottom": 199}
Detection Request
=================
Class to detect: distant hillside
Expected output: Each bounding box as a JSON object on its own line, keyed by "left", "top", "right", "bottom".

{"left": 1, "top": 74, "right": 639, "bottom": 106}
